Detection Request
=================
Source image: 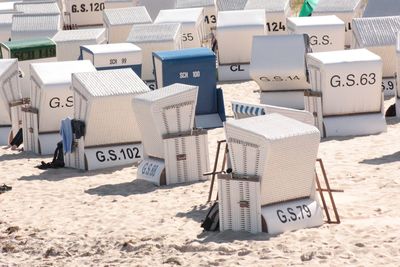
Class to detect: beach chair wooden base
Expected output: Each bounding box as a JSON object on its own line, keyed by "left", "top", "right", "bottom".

{"left": 217, "top": 173, "right": 324, "bottom": 235}
{"left": 218, "top": 173, "right": 262, "bottom": 233}
{"left": 10, "top": 99, "right": 27, "bottom": 139}
{"left": 21, "top": 105, "right": 61, "bottom": 155}
{"left": 21, "top": 106, "right": 39, "bottom": 154}
{"left": 138, "top": 130, "right": 210, "bottom": 186}
{"left": 304, "top": 89, "right": 324, "bottom": 136}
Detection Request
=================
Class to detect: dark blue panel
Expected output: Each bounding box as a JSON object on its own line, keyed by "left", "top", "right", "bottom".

{"left": 153, "top": 48, "right": 218, "bottom": 115}
{"left": 216, "top": 88, "right": 226, "bottom": 122}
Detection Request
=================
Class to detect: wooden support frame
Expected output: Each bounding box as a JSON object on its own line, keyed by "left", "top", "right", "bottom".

{"left": 315, "top": 158, "right": 342, "bottom": 224}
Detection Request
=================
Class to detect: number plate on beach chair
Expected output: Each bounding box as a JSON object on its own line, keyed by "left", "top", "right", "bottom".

{"left": 85, "top": 143, "right": 143, "bottom": 171}
{"left": 261, "top": 198, "right": 323, "bottom": 235}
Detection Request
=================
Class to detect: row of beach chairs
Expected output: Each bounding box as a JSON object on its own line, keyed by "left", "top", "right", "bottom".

{"left": 0, "top": 0, "right": 399, "bottom": 235}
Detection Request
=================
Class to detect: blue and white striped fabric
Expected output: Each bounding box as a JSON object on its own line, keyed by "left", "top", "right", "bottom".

{"left": 232, "top": 102, "right": 265, "bottom": 119}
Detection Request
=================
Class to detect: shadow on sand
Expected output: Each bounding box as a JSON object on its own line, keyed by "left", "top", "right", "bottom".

{"left": 85, "top": 179, "right": 207, "bottom": 197}
{"left": 359, "top": 151, "right": 400, "bottom": 165}
{"left": 19, "top": 165, "right": 128, "bottom": 182}
{"left": 85, "top": 179, "right": 157, "bottom": 196}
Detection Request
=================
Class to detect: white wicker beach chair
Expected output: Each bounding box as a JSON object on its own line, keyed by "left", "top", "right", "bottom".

{"left": 352, "top": 16, "right": 400, "bottom": 79}
{"left": 216, "top": 9, "right": 265, "bottom": 65}
{"left": 175, "top": 0, "right": 216, "bottom": 40}
{"left": 216, "top": 0, "right": 247, "bottom": 12}
{"left": 154, "top": 8, "right": 205, "bottom": 49}
{"left": 219, "top": 114, "right": 322, "bottom": 234}
{"left": 132, "top": 83, "right": 210, "bottom": 186}
{"left": 11, "top": 13, "right": 61, "bottom": 41}
{"left": 250, "top": 34, "right": 311, "bottom": 109}
{"left": 126, "top": 23, "right": 182, "bottom": 84}
{"left": 80, "top": 43, "right": 142, "bottom": 77}
{"left": 216, "top": 9, "right": 265, "bottom": 81}
{"left": 0, "top": 59, "right": 20, "bottom": 145}
{"left": 306, "top": 49, "right": 386, "bottom": 137}
{"left": 22, "top": 60, "right": 96, "bottom": 155}
{"left": 52, "top": 28, "right": 106, "bottom": 61}
{"left": 103, "top": 6, "right": 152, "bottom": 43}
{"left": 363, "top": 0, "right": 400, "bottom": 18}
{"left": 244, "top": 0, "right": 291, "bottom": 35}
{"left": 0, "top": 38, "right": 57, "bottom": 99}
{"left": 312, "top": 0, "right": 367, "bottom": 48}
{"left": 65, "top": 68, "right": 150, "bottom": 171}
{"left": 132, "top": 84, "right": 198, "bottom": 159}
{"left": 287, "top": 15, "right": 345, "bottom": 53}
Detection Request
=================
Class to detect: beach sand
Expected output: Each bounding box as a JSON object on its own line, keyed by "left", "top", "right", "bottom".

{"left": 1, "top": 81, "right": 400, "bottom": 266}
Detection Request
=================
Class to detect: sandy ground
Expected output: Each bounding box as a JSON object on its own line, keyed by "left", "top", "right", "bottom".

{"left": 1, "top": 81, "right": 400, "bottom": 266}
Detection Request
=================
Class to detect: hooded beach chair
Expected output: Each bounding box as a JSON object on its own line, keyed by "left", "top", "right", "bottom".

{"left": 0, "top": 38, "right": 57, "bottom": 99}
{"left": 64, "top": 68, "right": 150, "bottom": 171}
{"left": 250, "top": 34, "right": 311, "bottom": 110}
{"left": 363, "top": 0, "right": 400, "bottom": 18}
{"left": 287, "top": 15, "right": 345, "bottom": 52}
{"left": 22, "top": 60, "right": 96, "bottom": 155}
{"left": 152, "top": 47, "right": 226, "bottom": 129}
{"left": 244, "top": 0, "right": 291, "bottom": 35}
{"left": 52, "top": 28, "right": 106, "bottom": 61}
{"left": 133, "top": 83, "right": 210, "bottom": 186}
{"left": 103, "top": 6, "right": 152, "bottom": 43}
{"left": 219, "top": 114, "right": 323, "bottom": 234}
{"left": 126, "top": 23, "right": 182, "bottom": 88}
{"left": 11, "top": 13, "right": 61, "bottom": 41}
{"left": 0, "top": 59, "right": 20, "bottom": 145}
{"left": 80, "top": 43, "right": 142, "bottom": 77}
{"left": 306, "top": 49, "right": 387, "bottom": 137}
{"left": 352, "top": 16, "right": 400, "bottom": 87}
{"left": 175, "top": 0, "right": 217, "bottom": 44}
{"left": 154, "top": 8, "right": 205, "bottom": 49}
{"left": 216, "top": 9, "right": 266, "bottom": 82}
{"left": 312, "top": 0, "right": 367, "bottom": 48}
